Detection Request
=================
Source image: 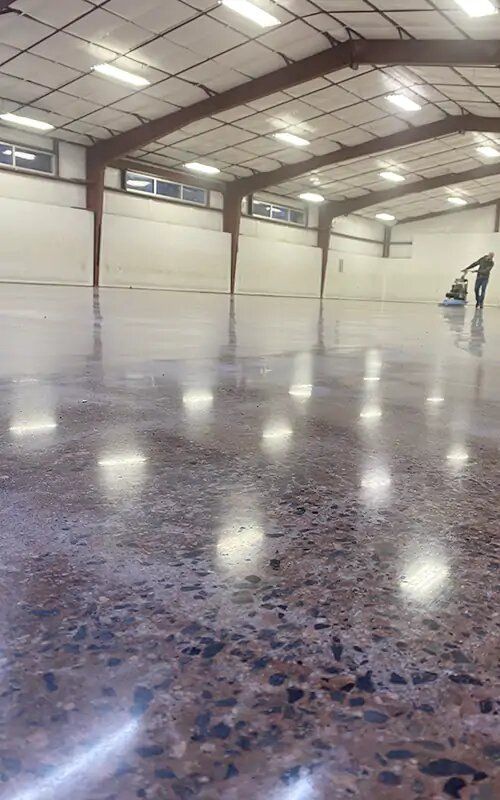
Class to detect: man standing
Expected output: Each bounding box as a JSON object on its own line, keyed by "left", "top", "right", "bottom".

{"left": 463, "top": 252, "right": 495, "bottom": 309}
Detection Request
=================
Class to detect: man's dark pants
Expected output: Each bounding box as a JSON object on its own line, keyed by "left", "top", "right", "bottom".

{"left": 475, "top": 275, "right": 489, "bottom": 307}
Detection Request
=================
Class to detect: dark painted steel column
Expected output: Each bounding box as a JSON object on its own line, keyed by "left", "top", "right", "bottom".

{"left": 318, "top": 204, "right": 334, "bottom": 298}
{"left": 86, "top": 155, "right": 105, "bottom": 288}
{"left": 223, "top": 189, "right": 242, "bottom": 294}
{"left": 383, "top": 225, "right": 392, "bottom": 258}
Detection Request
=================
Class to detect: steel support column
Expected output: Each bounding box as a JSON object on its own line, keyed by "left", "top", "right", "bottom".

{"left": 86, "top": 155, "right": 105, "bottom": 288}
{"left": 318, "top": 204, "right": 334, "bottom": 297}
{"left": 495, "top": 201, "right": 500, "bottom": 233}
{"left": 223, "top": 189, "right": 243, "bottom": 294}
{"left": 383, "top": 226, "right": 392, "bottom": 258}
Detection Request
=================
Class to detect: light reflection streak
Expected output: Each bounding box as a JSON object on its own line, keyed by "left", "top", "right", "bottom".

{"left": 360, "top": 406, "right": 382, "bottom": 420}
{"left": 10, "top": 421, "right": 57, "bottom": 435}
{"left": 400, "top": 558, "right": 450, "bottom": 601}
{"left": 289, "top": 383, "right": 312, "bottom": 400}
{"left": 269, "top": 775, "right": 316, "bottom": 800}
{"left": 182, "top": 389, "right": 213, "bottom": 410}
{"left": 98, "top": 455, "right": 146, "bottom": 468}
{"left": 446, "top": 448, "right": 469, "bottom": 463}
{"left": 8, "top": 720, "right": 139, "bottom": 800}
{"left": 217, "top": 524, "right": 264, "bottom": 572}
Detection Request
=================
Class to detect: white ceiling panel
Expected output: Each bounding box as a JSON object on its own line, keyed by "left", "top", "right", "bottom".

{"left": 0, "top": 0, "right": 499, "bottom": 224}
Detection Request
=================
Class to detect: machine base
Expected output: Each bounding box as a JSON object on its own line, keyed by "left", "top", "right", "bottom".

{"left": 439, "top": 298, "right": 467, "bottom": 307}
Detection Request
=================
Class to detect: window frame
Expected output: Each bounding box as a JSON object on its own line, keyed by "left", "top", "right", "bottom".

{"left": 251, "top": 196, "right": 307, "bottom": 227}
{"left": 0, "top": 140, "right": 55, "bottom": 177}
{"left": 123, "top": 169, "right": 209, "bottom": 208}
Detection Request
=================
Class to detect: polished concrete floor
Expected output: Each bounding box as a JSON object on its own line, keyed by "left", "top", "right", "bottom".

{"left": 0, "top": 284, "right": 499, "bottom": 800}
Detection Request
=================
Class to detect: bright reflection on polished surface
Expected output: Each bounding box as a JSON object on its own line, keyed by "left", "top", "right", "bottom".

{"left": 1, "top": 286, "right": 499, "bottom": 800}
{"left": 360, "top": 405, "right": 382, "bottom": 420}
{"left": 447, "top": 447, "right": 469, "bottom": 463}
{"left": 8, "top": 720, "right": 139, "bottom": 800}
{"left": 217, "top": 523, "right": 265, "bottom": 572}
{"left": 400, "top": 557, "right": 450, "bottom": 602}
{"left": 182, "top": 388, "right": 214, "bottom": 411}
{"left": 288, "top": 383, "right": 313, "bottom": 400}
{"left": 262, "top": 420, "right": 293, "bottom": 451}
{"left": 98, "top": 454, "right": 147, "bottom": 468}
{"left": 10, "top": 420, "right": 57, "bottom": 435}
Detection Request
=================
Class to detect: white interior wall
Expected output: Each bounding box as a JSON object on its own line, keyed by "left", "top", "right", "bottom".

{"left": 101, "top": 212, "right": 230, "bottom": 292}
{"left": 390, "top": 205, "right": 497, "bottom": 259}
{"left": 240, "top": 216, "right": 317, "bottom": 246}
{"left": 0, "top": 197, "right": 93, "bottom": 286}
{"left": 331, "top": 215, "right": 385, "bottom": 257}
{"left": 393, "top": 205, "right": 497, "bottom": 240}
{"left": 326, "top": 232, "right": 500, "bottom": 305}
{"left": 0, "top": 133, "right": 92, "bottom": 286}
{"left": 236, "top": 235, "right": 321, "bottom": 297}
{"left": 104, "top": 188, "right": 223, "bottom": 231}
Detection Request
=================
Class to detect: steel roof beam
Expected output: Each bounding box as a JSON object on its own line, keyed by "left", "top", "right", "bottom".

{"left": 89, "top": 39, "right": 500, "bottom": 166}
{"left": 397, "top": 197, "right": 500, "bottom": 226}
{"left": 326, "top": 161, "right": 500, "bottom": 219}
{"left": 233, "top": 115, "right": 500, "bottom": 197}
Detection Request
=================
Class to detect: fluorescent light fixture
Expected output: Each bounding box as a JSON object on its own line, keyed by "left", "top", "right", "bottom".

{"left": 454, "top": 0, "right": 497, "bottom": 17}
{"left": 448, "top": 196, "right": 468, "bottom": 206}
{"left": 376, "top": 212, "right": 396, "bottom": 221}
{"left": 427, "top": 396, "right": 445, "bottom": 404}
{"left": 16, "top": 150, "right": 36, "bottom": 161}
{"left": 387, "top": 93, "right": 422, "bottom": 112}
{"left": 380, "top": 171, "right": 405, "bottom": 183}
{"left": 98, "top": 455, "right": 146, "bottom": 468}
{"left": 477, "top": 144, "right": 500, "bottom": 158}
{"left": 299, "top": 192, "right": 324, "bottom": 203}
{"left": 221, "top": 0, "right": 280, "bottom": 27}
{"left": 274, "top": 131, "right": 310, "bottom": 147}
{"left": 364, "top": 376, "right": 381, "bottom": 382}
{"left": 289, "top": 383, "right": 313, "bottom": 399}
{"left": 10, "top": 421, "right": 57, "bottom": 435}
{"left": 127, "top": 178, "right": 151, "bottom": 188}
{"left": 0, "top": 112, "right": 54, "bottom": 131}
{"left": 185, "top": 162, "right": 220, "bottom": 175}
{"left": 93, "top": 63, "right": 150, "bottom": 87}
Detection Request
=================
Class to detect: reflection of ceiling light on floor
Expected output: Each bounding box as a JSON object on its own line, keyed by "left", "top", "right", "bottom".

{"left": 447, "top": 448, "right": 469, "bottom": 462}
{"left": 183, "top": 389, "right": 214, "bottom": 410}
{"left": 364, "top": 376, "right": 380, "bottom": 382}
{"left": 360, "top": 407, "right": 382, "bottom": 420}
{"left": 289, "top": 383, "right": 312, "bottom": 399}
{"left": 17, "top": 719, "right": 139, "bottom": 800}
{"left": 10, "top": 421, "right": 57, "bottom": 435}
{"left": 217, "top": 524, "right": 264, "bottom": 571}
{"left": 98, "top": 455, "right": 146, "bottom": 468}
{"left": 400, "top": 559, "right": 450, "bottom": 600}
{"left": 427, "top": 396, "right": 445, "bottom": 404}
{"left": 262, "top": 426, "right": 293, "bottom": 440}
{"left": 362, "top": 473, "right": 391, "bottom": 490}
